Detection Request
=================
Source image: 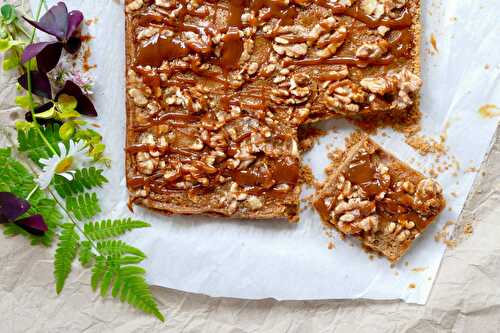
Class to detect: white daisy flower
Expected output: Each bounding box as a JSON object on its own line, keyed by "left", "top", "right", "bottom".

{"left": 37, "top": 140, "right": 90, "bottom": 189}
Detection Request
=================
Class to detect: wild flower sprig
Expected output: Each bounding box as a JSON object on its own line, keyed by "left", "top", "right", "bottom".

{"left": 0, "top": 1, "right": 164, "bottom": 322}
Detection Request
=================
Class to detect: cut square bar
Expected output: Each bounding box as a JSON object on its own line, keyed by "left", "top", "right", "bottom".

{"left": 314, "top": 134, "right": 445, "bottom": 261}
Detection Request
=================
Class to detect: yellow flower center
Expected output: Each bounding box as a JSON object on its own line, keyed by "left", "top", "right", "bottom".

{"left": 55, "top": 156, "right": 74, "bottom": 174}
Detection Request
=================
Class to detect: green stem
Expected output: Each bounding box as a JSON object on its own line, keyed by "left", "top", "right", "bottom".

{"left": 25, "top": 0, "right": 45, "bottom": 125}
{"left": 24, "top": 0, "right": 57, "bottom": 156}
{"left": 46, "top": 188, "right": 100, "bottom": 253}
{"left": 25, "top": 184, "right": 39, "bottom": 201}
{"left": 36, "top": 126, "right": 58, "bottom": 155}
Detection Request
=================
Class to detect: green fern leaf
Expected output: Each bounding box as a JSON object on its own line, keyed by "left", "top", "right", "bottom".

{"left": 53, "top": 167, "right": 108, "bottom": 198}
{"left": 84, "top": 218, "right": 150, "bottom": 240}
{"left": 91, "top": 255, "right": 164, "bottom": 322}
{"left": 0, "top": 148, "right": 61, "bottom": 245}
{"left": 79, "top": 241, "right": 94, "bottom": 267}
{"left": 66, "top": 192, "right": 101, "bottom": 221}
{"left": 117, "top": 272, "right": 164, "bottom": 321}
{"left": 17, "top": 124, "right": 63, "bottom": 165}
{"left": 91, "top": 255, "right": 106, "bottom": 291}
{"left": 54, "top": 224, "right": 80, "bottom": 294}
{"left": 96, "top": 240, "right": 146, "bottom": 258}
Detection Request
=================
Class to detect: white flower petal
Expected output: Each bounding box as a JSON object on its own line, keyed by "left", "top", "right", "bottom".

{"left": 37, "top": 168, "right": 56, "bottom": 189}
{"left": 58, "top": 142, "right": 68, "bottom": 158}
{"left": 60, "top": 171, "right": 75, "bottom": 181}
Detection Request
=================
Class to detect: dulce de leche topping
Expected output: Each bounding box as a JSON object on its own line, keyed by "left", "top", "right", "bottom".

{"left": 125, "top": 0, "right": 423, "bottom": 220}
{"left": 314, "top": 136, "right": 445, "bottom": 261}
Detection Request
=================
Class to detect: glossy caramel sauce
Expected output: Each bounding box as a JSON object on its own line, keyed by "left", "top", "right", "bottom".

{"left": 340, "top": 147, "right": 429, "bottom": 232}
{"left": 127, "top": 0, "right": 417, "bottom": 197}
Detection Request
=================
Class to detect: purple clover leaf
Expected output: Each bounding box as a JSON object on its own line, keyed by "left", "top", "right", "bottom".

{"left": 18, "top": 70, "right": 52, "bottom": 99}
{"left": 0, "top": 192, "right": 48, "bottom": 236}
{"left": 21, "top": 2, "right": 84, "bottom": 73}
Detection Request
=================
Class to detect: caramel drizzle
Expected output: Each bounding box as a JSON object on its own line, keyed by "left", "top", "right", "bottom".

{"left": 284, "top": 55, "right": 394, "bottom": 67}
{"left": 127, "top": 0, "right": 416, "bottom": 194}
{"left": 315, "top": 0, "right": 413, "bottom": 29}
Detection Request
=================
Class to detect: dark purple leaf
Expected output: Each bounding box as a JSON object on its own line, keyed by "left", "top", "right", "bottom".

{"left": 15, "top": 214, "right": 48, "bottom": 236}
{"left": 22, "top": 41, "right": 63, "bottom": 73}
{"left": 23, "top": 2, "right": 68, "bottom": 40}
{"left": 67, "top": 10, "right": 84, "bottom": 38}
{"left": 0, "top": 192, "right": 30, "bottom": 223}
{"left": 57, "top": 80, "right": 97, "bottom": 117}
{"left": 38, "top": 42, "right": 63, "bottom": 73}
{"left": 21, "top": 41, "right": 56, "bottom": 64}
{"left": 18, "top": 71, "right": 52, "bottom": 99}
{"left": 64, "top": 36, "right": 81, "bottom": 54}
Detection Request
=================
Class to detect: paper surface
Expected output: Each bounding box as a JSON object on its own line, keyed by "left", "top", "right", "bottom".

{"left": 30, "top": 0, "right": 500, "bottom": 305}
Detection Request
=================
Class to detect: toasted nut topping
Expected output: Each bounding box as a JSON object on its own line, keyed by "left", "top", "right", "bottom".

{"left": 126, "top": 0, "right": 144, "bottom": 12}
{"left": 246, "top": 196, "right": 263, "bottom": 210}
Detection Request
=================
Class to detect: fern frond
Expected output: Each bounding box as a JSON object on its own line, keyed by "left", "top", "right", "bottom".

{"left": 79, "top": 240, "right": 94, "bottom": 267}
{"left": 53, "top": 167, "right": 108, "bottom": 198}
{"left": 84, "top": 218, "right": 150, "bottom": 240}
{"left": 116, "top": 269, "right": 164, "bottom": 321}
{"left": 66, "top": 192, "right": 101, "bottom": 221}
{"left": 96, "top": 240, "right": 146, "bottom": 258}
{"left": 17, "top": 124, "right": 63, "bottom": 165}
{"left": 91, "top": 255, "right": 164, "bottom": 322}
{"left": 54, "top": 224, "right": 80, "bottom": 294}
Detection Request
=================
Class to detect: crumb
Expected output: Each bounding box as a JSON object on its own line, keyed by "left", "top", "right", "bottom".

{"left": 411, "top": 267, "right": 427, "bottom": 273}
{"left": 84, "top": 17, "right": 98, "bottom": 26}
{"left": 484, "top": 64, "right": 490, "bottom": 70}
{"left": 463, "top": 223, "right": 473, "bottom": 236}
{"left": 405, "top": 134, "right": 446, "bottom": 156}
{"left": 444, "top": 239, "right": 457, "bottom": 248}
{"left": 300, "top": 165, "right": 316, "bottom": 187}
{"left": 369, "top": 254, "right": 374, "bottom": 260}
{"left": 80, "top": 34, "right": 93, "bottom": 43}
{"left": 430, "top": 33, "right": 438, "bottom": 53}
{"left": 82, "top": 46, "right": 97, "bottom": 72}
{"left": 404, "top": 261, "right": 409, "bottom": 267}
{"left": 408, "top": 283, "right": 416, "bottom": 289}
{"left": 327, "top": 241, "right": 335, "bottom": 250}
{"left": 479, "top": 104, "right": 499, "bottom": 118}
{"left": 435, "top": 220, "right": 456, "bottom": 246}
{"left": 325, "top": 148, "right": 345, "bottom": 175}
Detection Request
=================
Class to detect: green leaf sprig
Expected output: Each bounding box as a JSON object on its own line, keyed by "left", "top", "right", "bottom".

{"left": 0, "top": 1, "right": 165, "bottom": 322}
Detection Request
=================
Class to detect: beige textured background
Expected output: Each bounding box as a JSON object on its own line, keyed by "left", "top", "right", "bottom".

{"left": 1, "top": 1, "right": 500, "bottom": 332}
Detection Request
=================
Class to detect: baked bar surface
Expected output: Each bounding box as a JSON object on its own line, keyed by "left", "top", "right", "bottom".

{"left": 124, "top": 0, "right": 422, "bottom": 221}
{"left": 313, "top": 134, "right": 445, "bottom": 261}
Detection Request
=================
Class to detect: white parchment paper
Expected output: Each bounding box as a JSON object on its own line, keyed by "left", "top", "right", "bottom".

{"left": 34, "top": 0, "right": 500, "bottom": 304}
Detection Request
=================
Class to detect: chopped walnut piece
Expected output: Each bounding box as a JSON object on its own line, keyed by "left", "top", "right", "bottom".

{"left": 360, "top": 68, "right": 422, "bottom": 111}
{"left": 314, "top": 134, "right": 445, "bottom": 262}
{"left": 273, "top": 42, "right": 308, "bottom": 58}
{"left": 356, "top": 40, "right": 390, "bottom": 60}
{"left": 323, "top": 80, "right": 368, "bottom": 115}
{"left": 126, "top": 0, "right": 144, "bottom": 12}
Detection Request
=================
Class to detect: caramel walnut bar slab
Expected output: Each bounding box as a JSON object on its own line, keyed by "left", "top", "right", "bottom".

{"left": 313, "top": 134, "right": 445, "bottom": 261}
{"left": 125, "top": 0, "right": 422, "bottom": 221}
